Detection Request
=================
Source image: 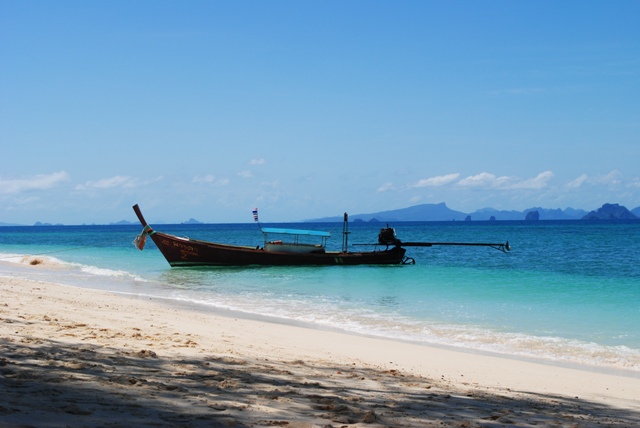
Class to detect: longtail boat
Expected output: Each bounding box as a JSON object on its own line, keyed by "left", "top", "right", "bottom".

{"left": 132, "top": 204, "right": 509, "bottom": 267}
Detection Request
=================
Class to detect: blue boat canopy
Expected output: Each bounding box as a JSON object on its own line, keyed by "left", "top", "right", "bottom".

{"left": 261, "top": 227, "right": 331, "bottom": 238}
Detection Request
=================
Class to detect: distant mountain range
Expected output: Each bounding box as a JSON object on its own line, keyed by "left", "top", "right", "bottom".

{"left": 306, "top": 202, "right": 640, "bottom": 222}
{"left": 1, "top": 203, "right": 638, "bottom": 226}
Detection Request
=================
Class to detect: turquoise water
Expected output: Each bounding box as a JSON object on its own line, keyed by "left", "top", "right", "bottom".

{"left": 1, "top": 220, "right": 639, "bottom": 372}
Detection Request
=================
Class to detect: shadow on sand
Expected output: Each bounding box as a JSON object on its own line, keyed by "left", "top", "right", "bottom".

{"left": 1, "top": 336, "right": 639, "bottom": 428}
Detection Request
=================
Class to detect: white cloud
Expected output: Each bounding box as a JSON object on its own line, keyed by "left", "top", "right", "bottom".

{"left": 76, "top": 175, "right": 138, "bottom": 190}
{"left": 592, "top": 170, "right": 621, "bottom": 186}
{"left": 512, "top": 171, "right": 554, "bottom": 189}
{"left": 249, "top": 158, "right": 266, "bottom": 165}
{"left": 410, "top": 173, "right": 460, "bottom": 188}
{"left": 237, "top": 170, "right": 253, "bottom": 178}
{"left": 0, "top": 171, "right": 69, "bottom": 194}
{"left": 457, "top": 171, "right": 554, "bottom": 190}
{"left": 458, "top": 172, "right": 509, "bottom": 188}
{"left": 567, "top": 174, "right": 589, "bottom": 188}
{"left": 566, "top": 170, "right": 624, "bottom": 189}
{"left": 377, "top": 182, "right": 395, "bottom": 192}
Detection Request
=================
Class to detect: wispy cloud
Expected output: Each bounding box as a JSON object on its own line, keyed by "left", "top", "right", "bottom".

{"left": 382, "top": 171, "right": 557, "bottom": 195}
{"left": 377, "top": 182, "right": 395, "bottom": 192}
{"left": 592, "top": 170, "right": 621, "bottom": 186}
{"left": 457, "top": 172, "right": 512, "bottom": 188}
{"left": 192, "top": 175, "right": 229, "bottom": 186}
{"left": 567, "top": 174, "right": 589, "bottom": 188}
{"left": 237, "top": 170, "right": 253, "bottom": 179}
{"left": 0, "top": 171, "right": 69, "bottom": 194}
{"left": 75, "top": 175, "right": 163, "bottom": 191}
{"left": 457, "top": 171, "right": 554, "bottom": 190}
{"left": 512, "top": 171, "right": 554, "bottom": 189}
{"left": 566, "top": 170, "right": 623, "bottom": 188}
{"left": 410, "top": 173, "right": 460, "bottom": 188}
{"left": 249, "top": 158, "right": 266, "bottom": 166}
{"left": 76, "top": 175, "right": 137, "bottom": 190}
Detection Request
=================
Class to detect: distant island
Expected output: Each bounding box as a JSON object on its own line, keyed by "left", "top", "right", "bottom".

{"left": 582, "top": 203, "right": 637, "bottom": 220}
{"left": 182, "top": 218, "right": 203, "bottom": 225}
{"left": 305, "top": 202, "right": 639, "bottom": 222}
{"left": 1, "top": 203, "right": 638, "bottom": 226}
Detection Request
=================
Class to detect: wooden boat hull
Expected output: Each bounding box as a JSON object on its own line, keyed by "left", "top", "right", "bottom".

{"left": 132, "top": 204, "right": 509, "bottom": 266}
{"left": 147, "top": 231, "right": 406, "bottom": 266}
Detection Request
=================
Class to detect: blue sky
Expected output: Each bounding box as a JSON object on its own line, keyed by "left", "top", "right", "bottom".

{"left": 2, "top": 1, "right": 639, "bottom": 224}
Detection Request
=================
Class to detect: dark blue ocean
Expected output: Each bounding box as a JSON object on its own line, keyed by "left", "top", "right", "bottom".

{"left": 1, "top": 220, "right": 639, "bottom": 373}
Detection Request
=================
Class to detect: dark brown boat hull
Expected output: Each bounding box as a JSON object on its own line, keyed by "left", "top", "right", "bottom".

{"left": 148, "top": 231, "right": 406, "bottom": 266}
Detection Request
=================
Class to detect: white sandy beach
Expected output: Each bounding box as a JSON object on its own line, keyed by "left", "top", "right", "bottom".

{"left": 1, "top": 265, "right": 640, "bottom": 427}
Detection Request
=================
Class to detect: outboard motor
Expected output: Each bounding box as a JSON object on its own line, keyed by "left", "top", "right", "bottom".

{"left": 378, "top": 226, "right": 399, "bottom": 246}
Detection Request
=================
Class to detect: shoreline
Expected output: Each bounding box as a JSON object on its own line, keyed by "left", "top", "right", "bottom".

{"left": 2, "top": 275, "right": 640, "bottom": 427}
{"left": 6, "top": 256, "right": 640, "bottom": 379}
{"left": 118, "top": 287, "right": 640, "bottom": 380}
{"left": 3, "top": 254, "right": 640, "bottom": 377}
{"left": 5, "top": 258, "right": 640, "bottom": 379}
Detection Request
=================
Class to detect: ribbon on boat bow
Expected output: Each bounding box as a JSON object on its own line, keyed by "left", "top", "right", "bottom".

{"left": 133, "top": 225, "right": 152, "bottom": 250}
